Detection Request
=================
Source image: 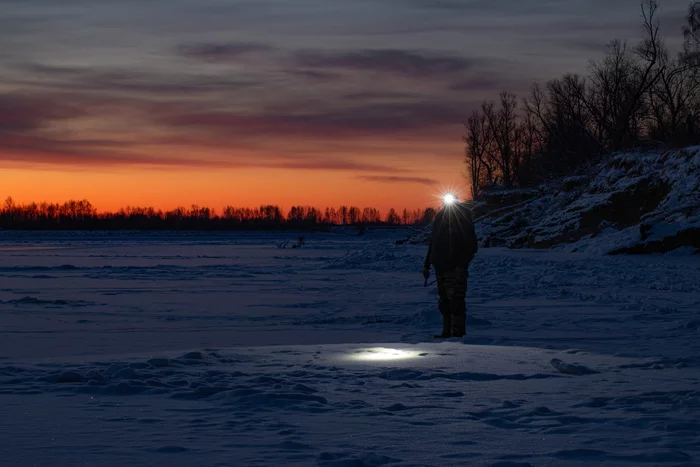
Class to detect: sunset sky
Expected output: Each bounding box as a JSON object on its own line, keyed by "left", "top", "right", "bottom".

{"left": 0, "top": 0, "right": 690, "bottom": 213}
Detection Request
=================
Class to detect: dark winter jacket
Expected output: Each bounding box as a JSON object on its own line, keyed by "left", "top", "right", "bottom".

{"left": 424, "top": 203, "right": 478, "bottom": 273}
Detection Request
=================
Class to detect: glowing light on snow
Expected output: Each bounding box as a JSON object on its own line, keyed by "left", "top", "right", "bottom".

{"left": 348, "top": 347, "right": 421, "bottom": 362}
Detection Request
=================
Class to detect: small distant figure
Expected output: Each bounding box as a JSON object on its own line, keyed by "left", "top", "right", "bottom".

{"left": 422, "top": 195, "right": 478, "bottom": 338}
{"left": 276, "top": 236, "right": 305, "bottom": 249}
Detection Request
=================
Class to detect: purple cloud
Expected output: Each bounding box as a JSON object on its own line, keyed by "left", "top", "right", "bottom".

{"left": 0, "top": 93, "right": 86, "bottom": 132}
{"left": 162, "top": 101, "right": 468, "bottom": 137}
{"left": 0, "top": 130, "right": 407, "bottom": 172}
{"left": 178, "top": 42, "right": 275, "bottom": 61}
{"left": 0, "top": 92, "right": 419, "bottom": 172}
{"left": 294, "top": 49, "right": 485, "bottom": 78}
{"left": 358, "top": 175, "right": 438, "bottom": 185}
{"left": 14, "top": 63, "right": 256, "bottom": 96}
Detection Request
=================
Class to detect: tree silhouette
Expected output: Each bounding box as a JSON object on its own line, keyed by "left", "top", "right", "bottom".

{"left": 0, "top": 197, "right": 440, "bottom": 230}
{"left": 464, "top": 0, "right": 699, "bottom": 195}
{"left": 385, "top": 208, "right": 401, "bottom": 225}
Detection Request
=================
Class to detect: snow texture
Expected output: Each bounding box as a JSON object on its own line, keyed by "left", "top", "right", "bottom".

{"left": 476, "top": 146, "right": 700, "bottom": 254}
{"left": 1, "top": 230, "right": 699, "bottom": 466}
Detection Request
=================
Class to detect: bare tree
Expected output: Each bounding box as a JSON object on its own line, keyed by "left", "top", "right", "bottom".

{"left": 647, "top": 46, "right": 700, "bottom": 145}
{"left": 584, "top": 1, "right": 664, "bottom": 150}
{"left": 516, "top": 110, "right": 544, "bottom": 184}
{"left": 482, "top": 92, "right": 520, "bottom": 187}
{"left": 460, "top": 0, "right": 697, "bottom": 191}
{"left": 464, "top": 111, "right": 493, "bottom": 197}
{"left": 348, "top": 206, "right": 361, "bottom": 224}
{"left": 684, "top": 1, "right": 700, "bottom": 56}
{"left": 4, "top": 196, "right": 14, "bottom": 211}
{"left": 385, "top": 208, "right": 400, "bottom": 225}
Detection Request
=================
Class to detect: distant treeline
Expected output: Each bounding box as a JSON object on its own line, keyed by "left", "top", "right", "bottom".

{"left": 466, "top": 0, "right": 700, "bottom": 196}
{"left": 0, "top": 197, "right": 437, "bottom": 230}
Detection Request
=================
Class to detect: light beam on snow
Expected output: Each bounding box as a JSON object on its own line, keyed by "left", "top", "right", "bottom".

{"left": 347, "top": 347, "right": 420, "bottom": 362}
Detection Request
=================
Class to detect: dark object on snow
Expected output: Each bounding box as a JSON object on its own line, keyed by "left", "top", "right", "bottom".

{"left": 276, "top": 236, "right": 305, "bottom": 249}
{"left": 423, "top": 203, "right": 478, "bottom": 338}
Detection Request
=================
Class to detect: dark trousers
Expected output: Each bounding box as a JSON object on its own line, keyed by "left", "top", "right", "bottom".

{"left": 435, "top": 266, "right": 468, "bottom": 336}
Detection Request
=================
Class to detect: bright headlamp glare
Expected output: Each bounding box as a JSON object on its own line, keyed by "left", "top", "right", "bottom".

{"left": 443, "top": 193, "right": 457, "bottom": 205}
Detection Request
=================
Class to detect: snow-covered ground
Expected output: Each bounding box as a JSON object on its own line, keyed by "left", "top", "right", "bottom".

{"left": 1, "top": 230, "right": 699, "bottom": 466}
{"left": 475, "top": 146, "right": 700, "bottom": 254}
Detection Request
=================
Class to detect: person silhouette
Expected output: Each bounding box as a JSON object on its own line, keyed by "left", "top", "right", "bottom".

{"left": 423, "top": 195, "right": 478, "bottom": 338}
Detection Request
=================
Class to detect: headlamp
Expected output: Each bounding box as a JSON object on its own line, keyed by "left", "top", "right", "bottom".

{"left": 443, "top": 193, "right": 457, "bottom": 205}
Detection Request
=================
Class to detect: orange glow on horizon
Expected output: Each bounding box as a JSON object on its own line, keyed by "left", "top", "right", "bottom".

{"left": 2, "top": 157, "right": 469, "bottom": 216}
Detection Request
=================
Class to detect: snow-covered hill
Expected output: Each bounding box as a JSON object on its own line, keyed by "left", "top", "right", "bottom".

{"left": 474, "top": 147, "right": 700, "bottom": 255}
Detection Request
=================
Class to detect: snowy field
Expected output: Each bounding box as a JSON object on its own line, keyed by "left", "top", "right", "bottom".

{"left": 1, "top": 230, "right": 699, "bottom": 467}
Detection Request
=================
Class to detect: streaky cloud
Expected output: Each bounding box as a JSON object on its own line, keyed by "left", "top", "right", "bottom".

{"left": 12, "top": 63, "right": 257, "bottom": 96}
{"left": 177, "top": 42, "right": 276, "bottom": 61}
{"left": 358, "top": 175, "right": 438, "bottom": 185}
{"left": 162, "top": 101, "right": 468, "bottom": 136}
{"left": 294, "top": 49, "right": 484, "bottom": 78}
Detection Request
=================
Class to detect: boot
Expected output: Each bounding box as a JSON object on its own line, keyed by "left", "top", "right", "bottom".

{"left": 451, "top": 313, "right": 466, "bottom": 338}
{"left": 433, "top": 313, "right": 452, "bottom": 339}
